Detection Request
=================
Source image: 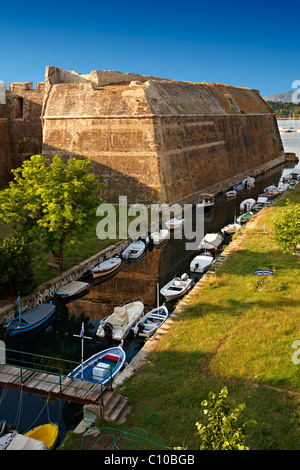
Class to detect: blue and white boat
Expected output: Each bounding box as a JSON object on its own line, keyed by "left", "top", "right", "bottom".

{"left": 5, "top": 300, "right": 56, "bottom": 337}
{"left": 233, "top": 183, "right": 244, "bottom": 192}
{"left": 70, "top": 345, "right": 126, "bottom": 385}
{"left": 132, "top": 305, "right": 169, "bottom": 338}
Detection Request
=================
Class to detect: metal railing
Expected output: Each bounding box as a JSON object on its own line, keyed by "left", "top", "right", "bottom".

{"left": 0, "top": 346, "right": 115, "bottom": 405}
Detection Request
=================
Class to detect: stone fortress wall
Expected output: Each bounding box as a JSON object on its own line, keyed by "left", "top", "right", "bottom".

{"left": 0, "top": 66, "right": 285, "bottom": 204}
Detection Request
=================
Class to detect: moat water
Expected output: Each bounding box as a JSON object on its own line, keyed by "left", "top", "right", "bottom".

{"left": 1, "top": 123, "right": 300, "bottom": 442}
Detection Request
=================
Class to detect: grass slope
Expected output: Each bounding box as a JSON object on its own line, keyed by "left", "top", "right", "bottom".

{"left": 85, "top": 187, "right": 300, "bottom": 451}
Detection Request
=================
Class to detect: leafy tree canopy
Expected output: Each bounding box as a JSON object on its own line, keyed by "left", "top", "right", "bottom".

{"left": 0, "top": 155, "right": 100, "bottom": 270}
{"left": 0, "top": 236, "right": 34, "bottom": 297}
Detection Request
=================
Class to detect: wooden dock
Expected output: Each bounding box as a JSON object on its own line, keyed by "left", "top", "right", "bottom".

{"left": 0, "top": 364, "right": 106, "bottom": 405}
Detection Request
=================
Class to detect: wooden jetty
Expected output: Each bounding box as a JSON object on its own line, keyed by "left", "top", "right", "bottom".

{"left": 0, "top": 364, "right": 106, "bottom": 405}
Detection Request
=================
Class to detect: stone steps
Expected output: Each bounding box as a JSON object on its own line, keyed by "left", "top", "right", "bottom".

{"left": 102, "top": 390, "right": 131, "bottom": 424}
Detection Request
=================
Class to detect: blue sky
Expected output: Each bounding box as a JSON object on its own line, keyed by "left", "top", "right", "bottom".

{"left": 0, "top": 0, "right": 299, "bottom": 97}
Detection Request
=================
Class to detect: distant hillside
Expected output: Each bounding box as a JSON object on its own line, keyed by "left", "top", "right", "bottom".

{"left": 266, "top": 100, "right": 300, "bottom": 118}
{"left": 264, "top": 91, "right": 295, "bottom": 102}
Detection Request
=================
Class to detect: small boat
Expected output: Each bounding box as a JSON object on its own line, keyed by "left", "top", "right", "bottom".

{"left": 240, "top": 198, "right": 256, "bottom": 213}
{"left": 56, "top": 280, "right": 89, "bottom": 298}
{"left": 242, "top": 176, "right": 255, "bottom": 188}
{"left": 0, "top": 431, "right": 48, "bottom": 450}
{"left": 258, "top": 190, "right": 280, "bottom": 200}
{"left": 164, "top": 217, "right": 184, "bottom": 230}
{"left": 146, "top": 229, "right": 169, "bottom": 246}
{"left": 121, "top": 240, "right": 145, "bottom": 259}
{"left": 96, "top": 299, "right": 144, "bottom": 341}
{"left": 190, "top": 253, "right": 214, "bottom": 273}
{"left": 5, "top": 302, "right": 56, "bottom": 337}
{"left": 197, "top": 193, "right": 214, "bottom": 213}
{"left": 70, "top": 344, "right": 126, "bottom": 385}
{"left": 198, "top": 233, "right": 223, "bottom": 253}
{"left": 236, "top": 211, "right": 253, "bottom": 224}
{"left": 221, "top": 223, "right": 242, "bottom": 236}
{"left": 91, "top": 256, "right": 122, "bottom": 279}
{"left": 24, "top": 423, "right": 59, "bottom": 450}
{"left": 233, "top": 183, "right": 244, "bottom": 192}
{"left": 264, "top": 184, "right": 277, "bottom": 193}
{"left": 160, "top": 273, "right": 193, "bottom": 302}
{"left": 277, "top": 183, "right": 289, "bottom": 193}
{"left": 225, "top": 190, "right": 237, "bottom": 198}
{"left": 132, "top": 305, "right": 169, "bottom": 337}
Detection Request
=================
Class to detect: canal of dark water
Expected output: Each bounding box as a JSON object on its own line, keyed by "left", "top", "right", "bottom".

{"left": 1, "top": 126, "right": 299, "bottom": 442}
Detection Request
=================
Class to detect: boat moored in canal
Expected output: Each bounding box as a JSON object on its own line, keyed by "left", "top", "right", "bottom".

{"left": 4, "top": 297, "right": 56, "bottom": 337}
{"left": 96, "top": 299, "right": 144, "bottom": 341}
{"left": 132, "top": 305, "right": 169, "bottom": 338}
{"left": 91, "top": 256, "right": 122, "bottom": 279}
{"left": 160, "top": 273, "right": 193, "bottom": 302}
{"left": 69, "top": 344, "right": 126, "bottom": 385}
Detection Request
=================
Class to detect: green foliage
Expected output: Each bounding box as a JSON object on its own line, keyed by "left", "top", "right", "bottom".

{"left": 273, "top": 200, "right": 300, "bottom": 254}
{"left": 0, "top": 155, "right": 100, "bottom": 271}
{"left": 175, "top": 387, "right": 256, "bottom": 450}
{"left": 0, "top": 236, "right": 34, "bottom": 297}
{"left": 267, "top": 101, "right": 300, "bottom": 118}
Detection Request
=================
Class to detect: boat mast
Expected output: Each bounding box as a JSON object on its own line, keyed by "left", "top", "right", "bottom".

{"left": 73, "top": 322, "right": 92, "bottom": 380}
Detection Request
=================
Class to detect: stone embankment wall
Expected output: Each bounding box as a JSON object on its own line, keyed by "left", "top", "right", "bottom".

{"left": 41, "top": 68, "right": 284, "bottom": 204}
{"left": 0, "top": 238, "right": 132, "bottom": 324}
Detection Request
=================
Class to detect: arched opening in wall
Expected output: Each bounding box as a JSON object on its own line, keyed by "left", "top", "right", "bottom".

{"left": 15, "top": 97, "right": 24, "bottom": 119}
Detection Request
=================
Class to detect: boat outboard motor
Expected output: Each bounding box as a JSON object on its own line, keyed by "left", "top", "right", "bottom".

{"left": 103, "top": 322, "right": 113, "bottom": 339}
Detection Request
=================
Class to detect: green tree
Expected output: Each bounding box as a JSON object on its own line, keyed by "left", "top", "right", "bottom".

{"left": 0, "top": 236, "right": 34, "bottom": 298}
{"left": 175, "top": 387, "right": 256, "bottom": 450}
{"left": 273, "top": 200, "right": 300, "bottom": 255}
{"left": 0, "top": 155, "right": 100, "bottom": 272}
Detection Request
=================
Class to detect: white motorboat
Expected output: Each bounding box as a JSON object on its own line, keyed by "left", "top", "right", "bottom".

{"left": 160, "top": 273, "right": 193, "bottom": 302}
{"left": 132, "top": 305, "right": 169, "bottom": 338}
{"left": 197, "top": 193, "right": 214, "bottom": 213}
{"left": 221, "top": 223, "right": 242, "bottom": 236}
{"left": 240, "top": 198, "right": 256, "bottom": 213}
{"left": 264, "top": 184, "right": 277, "bottom": 193}
{"left": 56, "top": 281, "right": 89, "bottom": 298}
{"left": 242, "top": 176, "right": 255, "bottom": 188}
{"left": 96, "top": 299, "right": 144, "bottom": 341}
{"left": 198, "top": 233, "right": 223, "bottom": 253}
{"left": 146, "top": 229, "right": 169, "bottom": 246}
{"left": 121, "top": 240, "right": 145, "bottom": 259}
{"left": 164, "top": 217, "right": 184, "bottom": 230}
{"left": 277, "top": 182, "right": 289, "bottom": 193}
{"left": 190, "top": 253, "right": 214, "bottom": 274}
{"left": 225, "top": 190, "right": 237, "bottom": 198}
{"left": 91, "top": 256, "right": 122, "bottom": 278}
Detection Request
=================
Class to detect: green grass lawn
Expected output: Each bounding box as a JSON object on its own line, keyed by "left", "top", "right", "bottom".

{"left": 76, "top": 186, "right": 300, "bottom": 451}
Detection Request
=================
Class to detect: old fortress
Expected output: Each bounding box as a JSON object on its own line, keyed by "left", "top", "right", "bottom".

{"left": 0, "top": 66, "right": 285, "bottom": 203}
